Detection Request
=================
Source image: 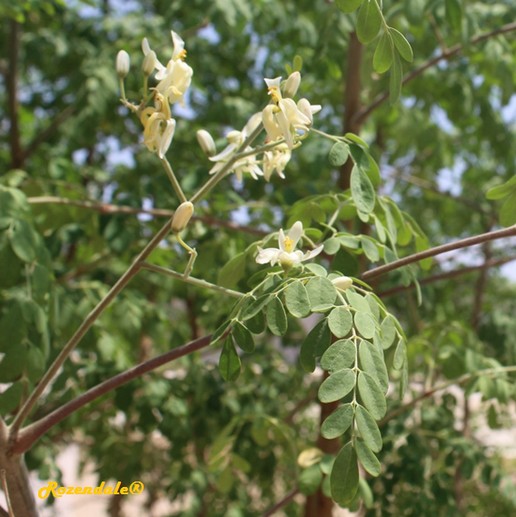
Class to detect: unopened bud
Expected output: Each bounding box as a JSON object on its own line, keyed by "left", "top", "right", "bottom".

{"left": 171, "top": 202, "right": 194, "bottom": 233}
{"left": 196, "top": 129, "right": 216, "bottom": 157}
{"left": 283, "top": 71, "right": 301, "bottom": 98}
{"left": 332, "top": 276, "right": 353, "bottom": 291}
{"left": 142, "top": 50, "right": 157, "bottom": 76}
{"left": 116, "top": 50, "right": 130, "bottom": 78}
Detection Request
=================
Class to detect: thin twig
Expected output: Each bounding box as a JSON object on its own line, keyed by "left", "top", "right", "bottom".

{"left": 11, "top": 333, "right": 217, "bottom": 454}
{"left": 354, "top": 21, "right": 516, "bottom": 125}
{"left": 362, "top": 225, "right": 516, "bottom": 282}
{"left": 9, "top": 218, "right": 174, "bottom": 436}
{"left": 378, "top": 255, "right": 516, "bottom": 297}
{"left": 262, "top": 487, "right": 300, "bottom": 517}
{"left": 27, "top": 196, "right": 267, "bottom": 236}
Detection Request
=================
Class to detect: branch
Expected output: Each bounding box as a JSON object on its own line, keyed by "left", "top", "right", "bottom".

{"left": 6, "top": 20, "right": 23, "bottom": 169}
{"left": 378, "top": 255, "right": 516, "bottom": 297}
{"left": 27, "top": 196, "right": 267, "bottom": 236}
{"left": 354, "top": 21, "right": 516, "bottom": 125}
{"left": 362, "top": 225, "right": 516, "bottom": 282}
{"left": 262, "top": 487, "right": 300, "bottom": 517}
{"left": 11, "top": 333, "right": 215, "bottom": 454}
{"left": 9, "top": 217, "right": 174, "bottom": 436}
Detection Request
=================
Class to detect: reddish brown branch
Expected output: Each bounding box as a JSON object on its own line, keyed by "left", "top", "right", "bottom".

{"left": 362, "top": 225, "right": 516, "bottom": 282}
{"left": 354, "top": 21, "right": 516, "bottom": 125}
{"left": 11, "top": 333, "right": 216, "bottom": 454}
{"left": 378, "top": 255, "right": 516, "bottom": 297}
{"left": 27, "top": 196, "right": 266, "bottom": 236}
{"left": 263, "top": 487, "right": 300, "bottom": 517}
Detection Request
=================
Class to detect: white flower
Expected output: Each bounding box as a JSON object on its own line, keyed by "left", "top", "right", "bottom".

{"left": 262, "top": 76, "right": 321, "bottom": 148}
{"left": 262, "top": 143, "right": 291, "bottom": 181}
{"left": 256, "top": 221, "right": 323, "bottom": 268}
{"left": 332, "top": 276, "right": 353, "bottom": 291}
{"left": 208, "top": 113, "right": 263, "bottom": 181}
{"left": 139, "top": 92, "right": 176, "bottom": 158}
{"left": 171, "top": 201, "right": 194, "bottom": 233}
{"left": 142, "top": 31, "right": 193, "bottom": 105}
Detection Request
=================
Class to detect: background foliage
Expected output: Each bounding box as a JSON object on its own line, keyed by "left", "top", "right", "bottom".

{"left": 1, "top": 0, "right": 516, "bottom": 515}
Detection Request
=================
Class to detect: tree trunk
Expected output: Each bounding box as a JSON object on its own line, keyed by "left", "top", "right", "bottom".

{"left": 0, "top": 422, "right": 38, "bottom": 517}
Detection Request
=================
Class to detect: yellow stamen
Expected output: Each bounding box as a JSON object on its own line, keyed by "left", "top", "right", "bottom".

{"left": 268, "top": 87, "right": 281, "bottom": 104}
{"left": 177, "top": 49, "right": 187, "bottom": 61}
{"left": 283, "top": 236, "right": 294, "bottom": 252}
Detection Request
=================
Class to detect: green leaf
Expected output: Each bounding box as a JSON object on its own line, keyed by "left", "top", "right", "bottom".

{"left": 358, "top": 340, "right": 388, "bottom": 393}
{"left": 321, "top": 403, "right": 354, "bottom": 439}
{"left": 329, "top": 142, "right": 350, "bottom": 167}
{"left": 373, "top": 31, "right": 394, "bottom": 73}
{"left": 355, "top": 405, "right": 382, "bottom": 452}
{"left": 486, "top": 176, "right": 516, "bottom": 200}
{"left": 300, "top": 319, "right": 331, "bottom": 372}
{"left": 245, "top": 311, "right": 266, "bottom": 334}
{"left": 321, "top": 339, "right": 356, "bottom": 373}
{"left": 324, "top": 237, "right": 341, "bottom": 255}
{"left": 266, "top": 297, "right": 288, "bottom": 336}
{"left": 299, "top": 464, "right": 323, "bottom": 495}
{"left": 349, "top": 145, "right": 380, "bottom": 187}
{"left": 218, "top": 252, "right": 246, "bottom": 288}
{"left": 389, "top": 52, "right": 403, "bottom": 104}
{"left": 360, "top": 236, "right": 380, "bottom": 262}
{"left": 318, "top": 368, "right": 356, "bottom": 403}
{"left": 232, "top": 322, "right": 255, "bottom": 353}
{"left": 0, "top": 344, "right": 26, "bottom": 382}
{"left": 305, "top": 277, "right": 337, "bottom": 311}
{"left": 357, "top": 371, "right": 386, "bottom": 419}
{"left": 380, "top": 315, "right": 397, "bottom": 349}
{"left": 328, "top": 307, "right": 353, "bottom": 338}
{"left": 354, "top": 312, "right": 376, "bottom": 339}
{"left": 330, "top": 442, "right": 359, "bottom": 506}
{"left": 500, "top": 191, "right": 516, "bottom": 226}
{"left": 211, "top": 320, "right": 231, "bottom": 345}
{"left": 355, "top": 440, "right": 381, "bottom": 476}
{"left": 218, "top": 338, "right": 241, "bottom": 381}
{"left": 335, "top": 0, "right": 363, "bottom": 14}
{"left": 350, "top": 165, "right": 376, "bottom": 214}
{"left": 284, "top": 281, "right": 311, "bottom": 318}
{"left": 346, "top": 291, "right": 370, "bottom": 313}
{"left": 8, "top": 219, "right": 38, "bottom": 263}
{"left": 393, "top": 339, "right": 406, "bottom": 370}
{"left": 445, "top": 0, "right": 462, "bottom": 33}
{"left": 389, "top": 27, "right": 413, "bottom": 62}
{"left": 240, "top": 294, "right": 271, "bottom": 321}
{"left": 356, "top": 0, "right": 382, "bottom": 44}
{"left": 345, "top": 133, "right": 369, "bottom": 148}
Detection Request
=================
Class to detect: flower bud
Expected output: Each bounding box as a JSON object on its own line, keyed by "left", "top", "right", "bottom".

{"left": 283, "top": 71, "right": 301, "bottom": 98}
{"left": 171, "top": 202, "right": 194, "bottom": 233}
{"left": 196, "top": 129, "right": 216, "bottom": 157}
{"left": 331, "top": 276, "right": 353, "bottom": 291}
{"left": 142, "top": 50, "right": 157, "bottom": 76}
{"left": 116, "top": 50, "right": 130, "bottom": 78}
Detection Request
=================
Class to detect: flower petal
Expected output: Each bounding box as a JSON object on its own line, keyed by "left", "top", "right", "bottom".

{"left": 288, "top": 221, "right": 303, "bottom": 248}
{"left": 302, "top": 245, "right": 324, "bottom": 262}
{"left": 256, "top": 248, "right": 281, "bottom": 265}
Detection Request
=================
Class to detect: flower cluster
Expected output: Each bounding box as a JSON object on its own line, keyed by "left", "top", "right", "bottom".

{"left": 117, "top": 32, "right": 320, "bottom": 183}
{"left": 116, "top": 31, "right": 193, "bottom": 159}
{"left": 204, "top": 72, "right": 320, "bottom": 183}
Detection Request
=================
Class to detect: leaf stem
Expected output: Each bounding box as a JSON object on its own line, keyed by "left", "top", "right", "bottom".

{"left": 160, "top": 158, "right": 187, "bottom": 203}
{"left": 140, "top": 262, "right": 243, "bottom": 298}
